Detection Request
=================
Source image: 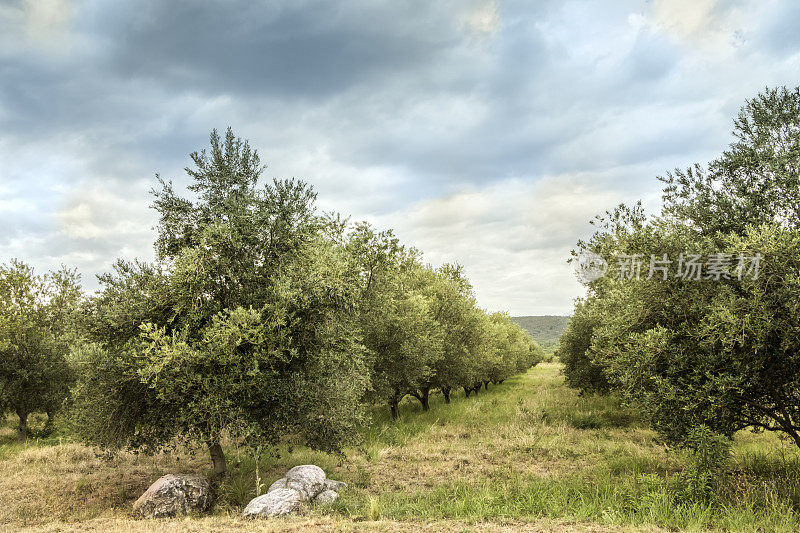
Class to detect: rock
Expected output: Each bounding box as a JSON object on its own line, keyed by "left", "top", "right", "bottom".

{"left": 243, "top": 488, "right": 303, "bottom": 517}
{"left": 313, "top": 489, "right": 339, "bottom": 504}
{"left": 323, "top": 479, "right": 347, "bottom": 492}
{"left": 284, "top": 464, "right": 326, "bottom": 499}
{"left": 267, "top": 477, "right": 287, "bottom": 493}
{"left": 133, "top": 474, "right": 211, "bottom": 519}
{"left": 243, "top": 465, "right": 345, "bottom": 518}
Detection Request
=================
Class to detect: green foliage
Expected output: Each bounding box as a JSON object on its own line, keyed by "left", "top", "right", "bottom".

{"left": 661, "top": 86, "right": 800, "bottom": 236}
{"left": 425, "top": 265, "right": 485, "bottom": 398}
{"left": 31, "top": 127, "right": 539, "bottom": 471}
{"left": 346, "top": 223, "right": 540, "bottom": 417}
{"left": 73, "top": 129, "right": 369, "bottom": 474}
{"left": 0, "top": 260, "right": 81, "bottom": 441}
{"left": 557, "top": 299, "right": 611, "bottom": 393}
{"left": 483, "top": 312, "right": 542, "bottom": 384}
{"left": 562, "top": 86, "right": 800, "bottom": 451}
{"left": 346, "top": 223, "right": 438, "bottom": 415}
{"left": 680, "top": 426, "right": 732, "bottom": 502}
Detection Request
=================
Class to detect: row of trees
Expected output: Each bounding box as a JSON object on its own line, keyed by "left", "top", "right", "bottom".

{"left": 0, "top": 129, "right": 541, "bottom": 475}
{"left": 560, "top": 87, "right": 800, "bottom": 449}
{"left": 347, "top": 223, "right": 541, "bottom": 418}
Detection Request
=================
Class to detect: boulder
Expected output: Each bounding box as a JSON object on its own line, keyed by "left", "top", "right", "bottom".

{"left": 313, "top": 489, "right": 339, "bottom": 504}
{"left": 267, "top": 477, "right": 287, "bottom": 493}
{"left": 284, "top": 464, "right": 326, "bottom": 500}
{"left": 323, "top": 479, "right": 347, "bottom": 492}
{"left": 133, "top": 474, "right": 211, "bottom": 519}
{"left": 243, "top": 465, "right": 347, "bottom": 518}
{"left": 242, "top": 488, "right": 303, "bottom": 517}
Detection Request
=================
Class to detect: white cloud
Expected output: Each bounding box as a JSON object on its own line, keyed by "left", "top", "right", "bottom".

{"left": 648, "top": 0, "right": 748, "bottom": 55}
{"left": 57, "top": 188, "right": 152, "bottom": 241}
{"left": 460, "top": 0, "right": 501, "bottom": 37}
{"left": 0, "top": 0, "right": 77, "bottom": 57}
{"left": 376, "top": 172, "right": 647, "bottom": 315}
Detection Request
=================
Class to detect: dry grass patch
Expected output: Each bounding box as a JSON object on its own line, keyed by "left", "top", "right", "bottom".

{"left": 3, "top": 363, "right": 800, "bottom": 531}
{"left": 20, "top": 515, "right": 669, "bottom": 532}
{"left": 0, "top": 442, "right": 209, "bottom": 527}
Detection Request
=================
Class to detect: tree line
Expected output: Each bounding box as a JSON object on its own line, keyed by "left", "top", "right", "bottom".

{"left": 559, "top": 86, "right": 800, "bottom": 452}
{"left": 0, "top": 129, "right": 542, "bottom": 475}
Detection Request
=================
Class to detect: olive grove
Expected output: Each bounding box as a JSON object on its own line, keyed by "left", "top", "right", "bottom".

{"left": 55, "top": 128, "right": 542, "bottom": 473}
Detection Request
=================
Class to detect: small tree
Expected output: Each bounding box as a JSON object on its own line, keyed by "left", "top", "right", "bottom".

{"left": 425, "top": 265, "right": 485, "bottom": 404}
{"left": 347, "top": 224, "right": 442, "bottom": 418}
{"left": 0, "top": 260, "right": 80, "bottom": 441}
{"left": 484, "top": 313, "right": 541, "bottom": 386}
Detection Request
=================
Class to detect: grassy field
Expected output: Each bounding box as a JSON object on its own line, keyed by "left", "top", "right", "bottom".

{"left": 2, "top": 363, "right": 800, "bottom": 532}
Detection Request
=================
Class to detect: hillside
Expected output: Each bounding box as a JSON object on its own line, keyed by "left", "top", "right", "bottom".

{"left": 511, "top": 315, "right": 570, "bottom": 350}
{"left": 3, "top": 363, "right": 799, "bottom": 532}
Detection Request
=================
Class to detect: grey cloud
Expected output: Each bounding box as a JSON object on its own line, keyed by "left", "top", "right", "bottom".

{"left": 624, "top": 28, "right": 679, "bottom": 82}
{"left": 90, "top": 0, "right": 462, "bottom": 100}
{"left": 1, "top": 0, "right": 799, "bottom": 313}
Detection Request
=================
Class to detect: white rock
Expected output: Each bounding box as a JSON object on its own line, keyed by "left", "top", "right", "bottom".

{"left": 323, "top": 479, "right": 347, "bottom": 492}
{"left": 284, "top": 465, "right": 326, "bottom": 499}
{"left": 313, "top": 489, "right": 339, "bottom": 504}
{"left": 242, "top": 488, "right": 302, "bottom": 517}
{"left": 133, "top": 474, "right": 211, "bottom": 519}
{"left": 267, "top": 477, "right": 287, "bottom": 493}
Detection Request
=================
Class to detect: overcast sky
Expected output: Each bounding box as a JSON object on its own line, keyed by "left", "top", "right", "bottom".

{"left": 1, "top": 0, "right": 798, "bottom": 315}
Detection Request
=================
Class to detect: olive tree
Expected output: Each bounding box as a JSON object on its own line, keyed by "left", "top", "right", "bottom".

{"left": 564, "top": 86, "right": 800, "bottom": 448}
{"left": 0, "top": 260, "right": 81, "bottom": 441}
{"left": 484, "top": 313, "right": 541, "bottom": 387}
{"left": 423, "top": 264, "right": 486, "bottom": 404}
{"left": 346, "top": 223, "right": 442, "bottom": 418}
{"left": 74, "top": 129, "right": 369, "bottom": 475}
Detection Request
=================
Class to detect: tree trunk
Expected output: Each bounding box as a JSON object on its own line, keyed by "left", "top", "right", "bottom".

{"left": 43, "top": 410, "right": 54, "bottom": 435}
{"left": 442, "top": 387, "right": 451, "bottom": 404}
{"left": 464, "top": 387, "right": 471, "bottom": 398}
{"left": 208, "top": 441, "right": 227, "bottom": 477}
{"left": 484, "top": 381, "right": 490, "bottom": 390}
{"left": 389, "top": 388, "right": 402, "bottom": 420}
{"left": 416, "top": 387, "right": 430, "bottom": 411}
{"left": 472, "top": 384, "right": 481, "bottom": 395}
{"left": 17, "top": 410, "right": 28, "bottom": 442}
{"left": 409, "top": 388, "right": 431, "bottom": 411}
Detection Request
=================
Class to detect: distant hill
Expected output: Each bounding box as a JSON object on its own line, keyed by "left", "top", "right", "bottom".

{"left": 511, "top": 315, "right": 570, "bottom": 351}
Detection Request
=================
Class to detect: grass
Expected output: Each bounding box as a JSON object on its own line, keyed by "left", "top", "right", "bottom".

{"left": 3, "top": 363, "right": 800, "bottom": 531}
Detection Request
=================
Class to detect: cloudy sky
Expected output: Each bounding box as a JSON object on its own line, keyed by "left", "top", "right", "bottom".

{"left": 1, "top": 0, "right": 798, "bottom": 315}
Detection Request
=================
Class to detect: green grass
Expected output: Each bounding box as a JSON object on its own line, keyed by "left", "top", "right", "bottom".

{"left": 206, "top": 364, "right": 800, "bottom": 531}
{"left": 5, "top": 363, "right": 800, "bottom": 531}
{"left": 340, "top": 364, "right": 800, "bottom": 531}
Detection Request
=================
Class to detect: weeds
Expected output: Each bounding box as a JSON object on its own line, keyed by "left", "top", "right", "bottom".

{"left": 367, "top": 496, "right": 382, "bottom": 521}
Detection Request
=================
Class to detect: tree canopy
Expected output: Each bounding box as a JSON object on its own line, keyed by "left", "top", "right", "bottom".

{"left": 71, "top": 128, "right": 540, "bottom": 474}
{"left": 560, "top": 86, "right": 800, "bottom": 448}
{"left": 0, "top": 260, "right": 81, "bottom": 441}
{"left": 73, "top": 129, "right": 369, "bottom": 475}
